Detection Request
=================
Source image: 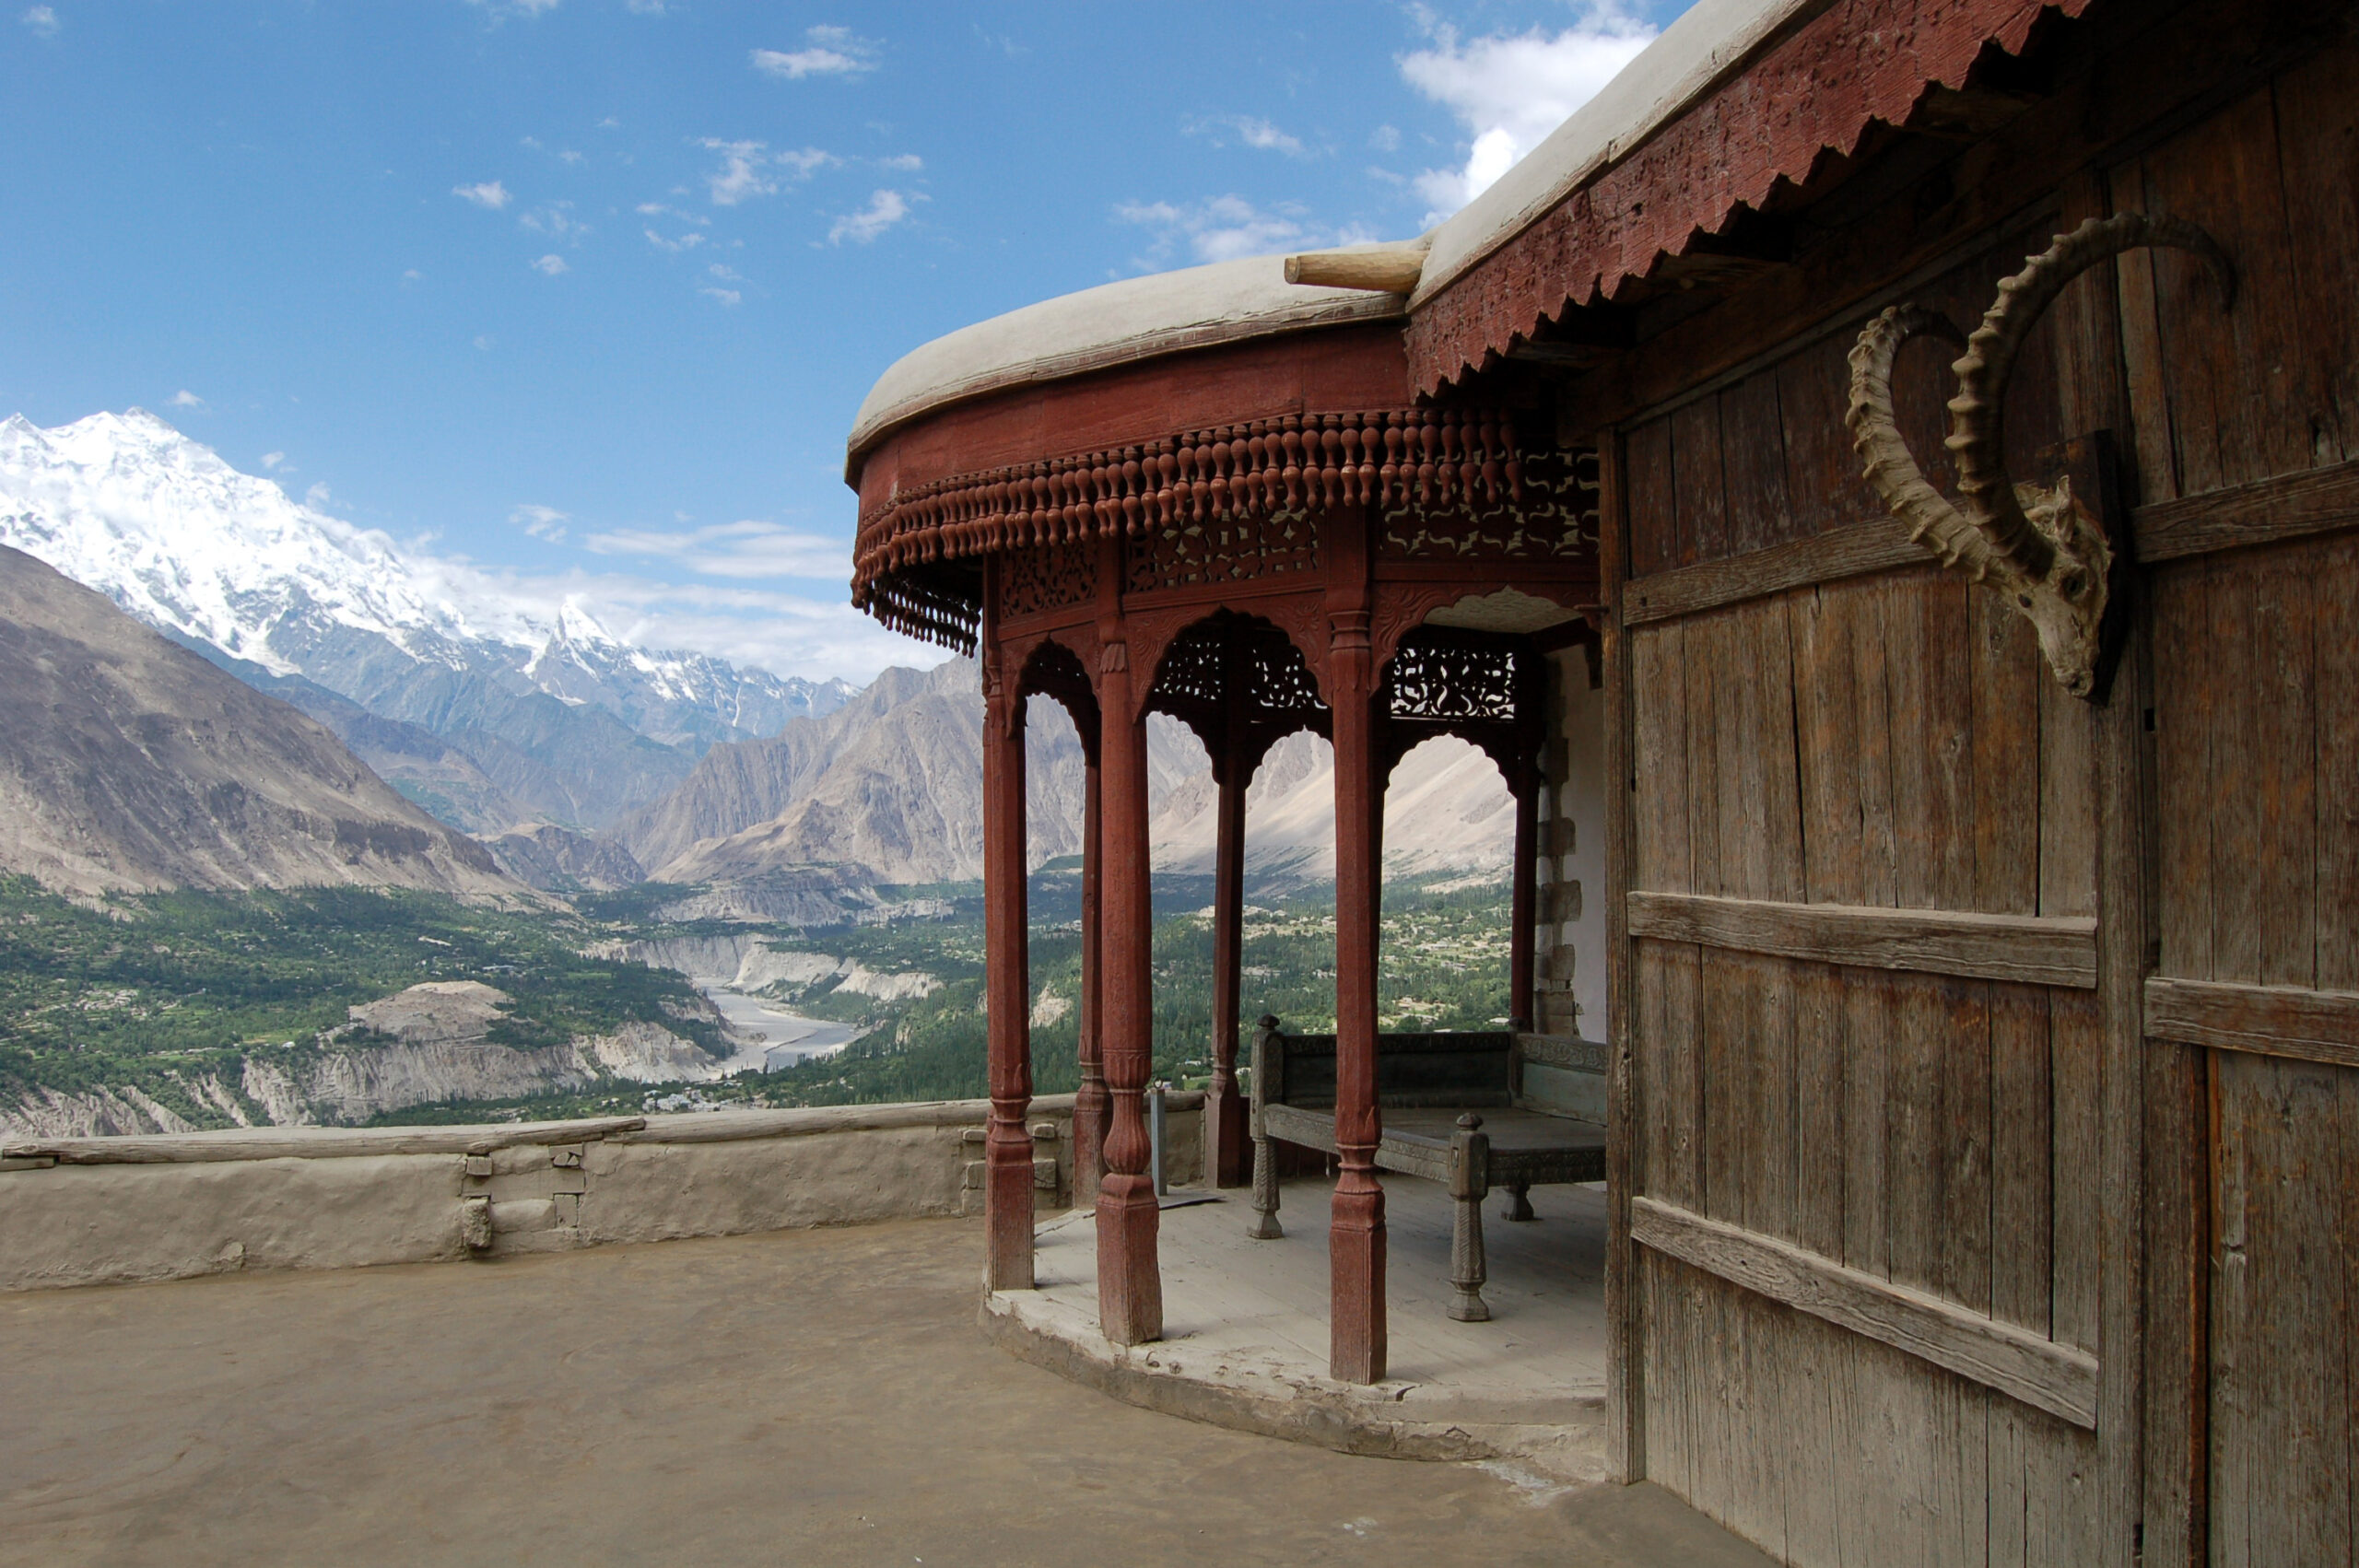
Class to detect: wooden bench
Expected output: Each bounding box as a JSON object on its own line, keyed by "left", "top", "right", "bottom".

{"left": 1246, "top": 1020, "right": 1607, "bottom": 1321}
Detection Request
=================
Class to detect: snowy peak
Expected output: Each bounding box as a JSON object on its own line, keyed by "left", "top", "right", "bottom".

{"left": 0, "top": 408, "right": 849, "bottom": 752}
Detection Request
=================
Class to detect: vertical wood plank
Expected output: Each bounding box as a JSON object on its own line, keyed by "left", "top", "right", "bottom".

{"left": 1937, "top": 977, "right": 1995, "bottom": 1315}
{"left": 1843, "top": 966, "right": 1894, "bottom": 1281}
{"left": 1718, "top": 369, "right": 1793, "bottom": 556}
{"left": 1970, "top": 583, "right": 2042, "bottom": 917}
{"left": 2317, "top": 533, "right": 2359, "bottom": 992}
{"left": 1790, "top": 583, "right": 1862, "bottom": 906}
{"left": 1602, "top": 429, "right": 1644, "bottom": 1484}
{"left": 2250, "top": 546, "right": 2318, "bottom": 989}
{"left": 2153, "top": 559, "right": 2214, "bottom": 981}
{"left": 1776, "top": 334, "right": 1864, "bottom": 538}
{"left": 2206, "top": 554, "right": 2264, "bottom": 984}
{"left": 1989, "top": 983, "right": 2054, "bottom": 1337}
{"left": 1631, "top": 624, "right": 1691, "bottom": 893}
{"left": 1795, "top": 957, "right": 1847, "bottom": 1261}
{"left": 1670, "top": 396, "right": 1730, "bottom": 568}
{"left": 2110, "top": 158, "right": 2183, "bottom": 508}
{"left": 1625, "top": 416, "right": 1680, "bottom": 579}
{"left": 1886, "top": 970, "right": 1946, "bottom": 1298}
{"left": 2049, "top": 987, "right": 2105, "bottom": 1352}
{"left": 2271, "top": 44, "right": 2359, "bottom": 468}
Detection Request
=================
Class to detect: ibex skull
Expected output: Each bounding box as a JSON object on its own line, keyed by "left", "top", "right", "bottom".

{"left": 1845, "top": 213, "right": 2235, "bottom": 699}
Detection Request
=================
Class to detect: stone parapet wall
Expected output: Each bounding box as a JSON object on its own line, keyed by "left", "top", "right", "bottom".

{"left": 0, "top": 1094, "right": 1205, "bottom": 1293}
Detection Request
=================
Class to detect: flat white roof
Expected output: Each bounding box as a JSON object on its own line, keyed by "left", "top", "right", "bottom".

{"left": 846, "top": 0, "right": 1808, "bottom": 465}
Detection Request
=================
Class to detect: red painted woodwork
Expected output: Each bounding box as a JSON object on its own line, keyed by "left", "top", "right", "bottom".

{"left": 1324, "top": 508, "right": 1389, "bottom": 1384}
{"left": 980, "top": 622, "right": 1036, "bottom": 1291}
{"left": 1094, "top": 636, "right": 1162, "bottom": 1345}
{"left": 1207, "top": 756, "right": 1250, "bottom": 1188}
{"left": 1074, "top": 754, "right": 1108, "bottom": 1200}
{"left": 1405, "top": 0, "right": 2099, "bottom": 392}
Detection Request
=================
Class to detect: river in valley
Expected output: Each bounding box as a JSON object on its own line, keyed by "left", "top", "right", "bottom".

{"left": 699, "top": 982, "right": 864, "bottom": 1074}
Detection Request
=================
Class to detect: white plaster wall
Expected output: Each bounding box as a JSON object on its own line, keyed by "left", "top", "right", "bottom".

{"left": 1535, "top": 650, "right": 1611, "bottom": 1042}
{"left": 0, "top": 1096, "right": 1204, "bottom": 1293}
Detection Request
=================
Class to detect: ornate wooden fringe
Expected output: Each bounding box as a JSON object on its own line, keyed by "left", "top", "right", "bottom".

{"left": 853, "top": 406, "right": 1527, "bottom": 646}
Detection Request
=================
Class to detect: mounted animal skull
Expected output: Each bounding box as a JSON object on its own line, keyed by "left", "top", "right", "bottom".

{"left": 1846, "top": 213, "right": 2236, "bottom": 698}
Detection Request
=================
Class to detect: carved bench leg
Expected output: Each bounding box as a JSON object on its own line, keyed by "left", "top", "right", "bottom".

{"left": 1449, "top": 1113, "right": 1491, "bottom": 1322}
{"left": 1503, "top": 1180, "right": 1536, "bottom": 1223}
{"left": 1248, "top": 1126, "right": 1283, "bottom": 1239}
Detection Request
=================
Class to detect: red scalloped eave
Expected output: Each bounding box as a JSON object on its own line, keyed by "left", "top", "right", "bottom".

{"left": 1405, "top": 0, "right": 2096, "bottom": 393}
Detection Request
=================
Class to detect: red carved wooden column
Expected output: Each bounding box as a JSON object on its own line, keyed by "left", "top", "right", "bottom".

{"left": 980, "top": 622, "right": 1035, "bottom": 1291}
{"left": 1095, "top": 634, "right": 1161, "bottom": 1342}
{"left": 1509, "top": 777, "right": 1538, "bottom": 1031}
{"left": 1206, "top": 732, "right": 1250, "bottom": 1188}
{"left": 1326, "top": 508, "right": 1386, "bottom": 1384}
{"left": 1073, "top": 746, "right": 1109, "bottom": 1199}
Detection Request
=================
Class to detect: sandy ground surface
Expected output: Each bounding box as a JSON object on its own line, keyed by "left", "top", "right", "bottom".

{"left": 1, "top": 1217, "right": 1773, "bottom": 1567}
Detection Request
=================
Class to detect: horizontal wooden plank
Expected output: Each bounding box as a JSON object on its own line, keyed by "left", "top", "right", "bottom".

{"left": 2132, "top": 457, "right": 2359, "bottom": 564}
{"left": 1623, "top": 516, "right": 1927, "bottom": 624}
{"left": 1631, "top": 1195, "right": 2099, "bottom": 1428}
{"left": 2144, "top": 977, "right": 2359, "bottom": 1068}
{"left": 1625, "top": 890, "right": 2098, "bottom": 988}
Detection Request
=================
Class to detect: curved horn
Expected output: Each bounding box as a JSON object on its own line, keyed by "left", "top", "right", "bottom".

{"left": 1845, "top": 305, "right": 1978, "bottom": 572}
{"left": 1946, "top": 212, "right": 2237, "bottom": 581}
{"left": 1847, "top": 212, "right": 2235, "bottom": 698}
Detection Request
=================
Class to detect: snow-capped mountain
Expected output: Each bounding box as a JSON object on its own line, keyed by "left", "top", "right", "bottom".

{"left": 0, "top": 410, "right": 855, "bottom": 833}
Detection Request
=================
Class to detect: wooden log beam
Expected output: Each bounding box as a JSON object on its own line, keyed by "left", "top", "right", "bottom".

{"left": 1623, "top": 515, "right": 1928, "bottom": 624}
{"left": 2131, "top": 454, "right": 2359, "bottom": 564}
{"left": 1625, "top": 890, "right": 2099, "bottom": 988}
{"left": 1631, "top": 1196, "right": 2100, "bottom": 1429}
{"left": 2143, "top": 977, "right": 2359, "bottom": 1068}
{"left": 1284, "top": 247, "right": 1426, "bottom": 294}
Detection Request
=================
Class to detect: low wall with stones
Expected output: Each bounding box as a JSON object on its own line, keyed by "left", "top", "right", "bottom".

{"left": 0, "top": 1093, "right": 1206, "bottom": 1293}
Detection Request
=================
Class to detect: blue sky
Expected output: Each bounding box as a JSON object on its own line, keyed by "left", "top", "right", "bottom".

{"left": 0, "top": 0, "right": 1687, "bottom": 682}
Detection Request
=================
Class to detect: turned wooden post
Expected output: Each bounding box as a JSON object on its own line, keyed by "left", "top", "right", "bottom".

{"left": 1509, "top": 776, "right": 1539, "bottom": 1032}
{"left": 1448, "top": 1112, "right": 1492, "bottom": 1322}
{"left": 980, "top": 640, "right": 1035, "bottom": 1291}
{"left": 1206, "top": 738, "right": 1250, "bottom": 1188}
{"left": 1073, "top": 747, "right": 1109, "bottom": 1199}
{"left": 1326, "top": 509, "right": 1386, "bottom": 1385}
{"left": 1094, "top": 637, "right": 1161, "bottom": 1344}
{"left": 1247, "top": 1015, "right": 1284, "bottom": 1239}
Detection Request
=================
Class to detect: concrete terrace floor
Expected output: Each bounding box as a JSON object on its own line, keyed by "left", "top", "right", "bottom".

{"left": 1, "top": 1217, "right": 1776, "bottom": 1568}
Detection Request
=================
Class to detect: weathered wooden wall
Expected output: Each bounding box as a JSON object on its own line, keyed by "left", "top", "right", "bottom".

{"left": 2118, "top": 42, "right": 2359, "bottom": 1568}
{"left": 1596, "top": 20, "right": 2359, "bottom": 1565}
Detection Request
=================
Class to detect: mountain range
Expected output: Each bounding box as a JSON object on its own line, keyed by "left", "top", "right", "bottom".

{"left": 0, "top": 544, "right": 508, "bottom": 898}
{"left": 0, "top": 410, "right": 852, "bottom": 839}
{"left": 0, "top": 409, "right": 1518, "bottom": 903}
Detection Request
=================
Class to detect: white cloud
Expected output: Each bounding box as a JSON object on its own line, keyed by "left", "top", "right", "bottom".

{"left": 511, "top": 503, "right": 569, "bottom": 542}
{"left": 708, "top": 263, "right": 744, "bottom": 282}
{"left": 1399, "top": 6, "right": 1656, "bottom": 221}
{"left": 452, "top": 180, "right": 512, "bottom": 210}
{"left": 699, "top": 286, "right": 743, "bottom": 307}
{"left": 473, "top": 334, "right": 495, "bottom": 351}
{"left": 530, "top": 253, "right": 569, "bottom": 275}
{"left": 20, "top": 6, "right": 56, "bottom": 36}
{"left": 877, "top": 153, "right": 923, "bottom": 171}
{"left": 1187, "top": 114, "right": 1307, "bottom": 157}
{"left": 828, "top": 189, "right": 911, "bottom": 245}
{"left": 520, "top": 203, "right": 588, "bottom": 241}
{"left": 1115, "top": 195, "right": 1368, "bottom": 266}
{"left": 751, "top": 25, "right": 877, "bottom": 79}
{"left": 168, "top": 390, "right": 205, "bottom": 409}
{"left": 698, "top": 139, "right": 777, "bottom": 205}
{"left": 584, "top": 519, "right": 846, "bottom": 579}
{"left": 304, "top": 483, "right": 334, "bottom": 509}
{"left": 1369, "top": 123, "right": 1402, "bottom": 153}
{"left": 643, "top": 228, "right": 706, "bottom": 253}
{"left": 260, "top": 451, "right": 287, "bottom": 471}
{"left": 401, "top": 268, "right": 423, "bottom": 283}
{"left": 626, "top": 0, "right": 663, "bottom": 13}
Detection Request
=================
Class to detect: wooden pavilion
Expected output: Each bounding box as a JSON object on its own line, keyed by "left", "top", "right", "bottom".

{"left": 845, "top": 0, "right": 2359, "bottom": 1561}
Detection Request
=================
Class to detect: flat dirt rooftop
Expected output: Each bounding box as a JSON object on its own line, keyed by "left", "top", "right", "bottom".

{"left": 2, "top": 1216, "right": 1773, "bottom": 1567}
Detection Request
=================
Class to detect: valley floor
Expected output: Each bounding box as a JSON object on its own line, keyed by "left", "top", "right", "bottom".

{"left": 0, "top": 1217, "right": 1771, "bottom": 1568}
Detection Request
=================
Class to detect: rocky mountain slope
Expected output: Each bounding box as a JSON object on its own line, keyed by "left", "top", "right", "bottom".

{"left": 0, "top": 410, "right": 855, "bottom": 832}
{"left": 624, "top": 658, "right": 1517, "bottom": 891}
{"left": 0, "top": 544, "right": 512, "bottom": 898}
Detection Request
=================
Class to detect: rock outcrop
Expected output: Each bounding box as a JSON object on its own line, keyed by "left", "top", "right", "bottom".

{"left": 0, "top": 544, "right": 514, "bottom": 899}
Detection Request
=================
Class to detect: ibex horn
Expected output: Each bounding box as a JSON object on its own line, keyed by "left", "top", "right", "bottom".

{"left": 1846, "top": 212, "right": 2236, "bottom": 698}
